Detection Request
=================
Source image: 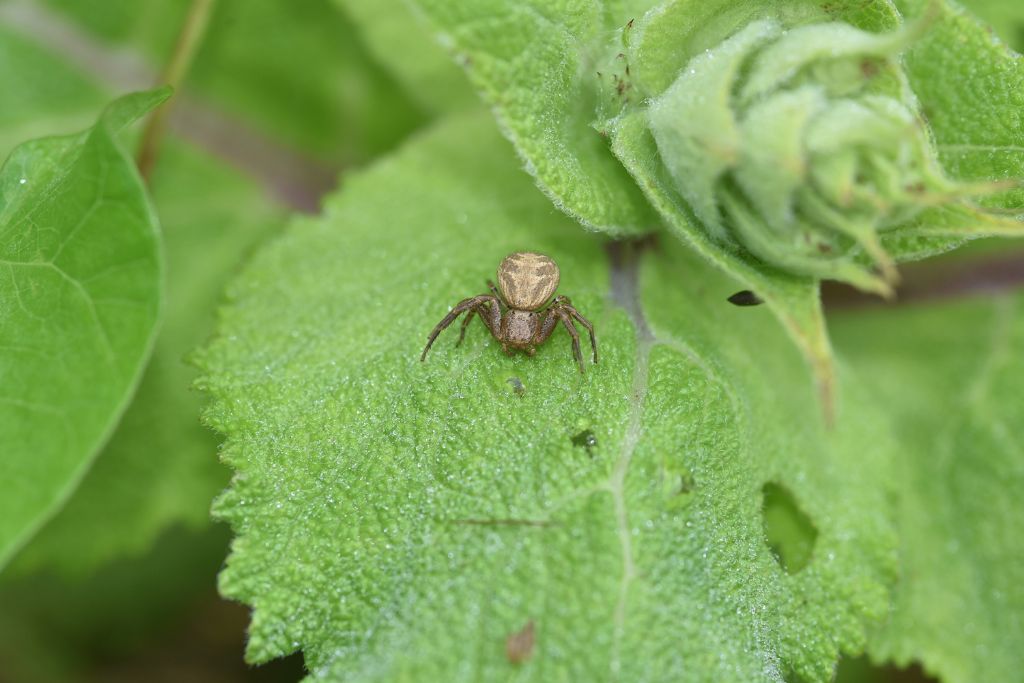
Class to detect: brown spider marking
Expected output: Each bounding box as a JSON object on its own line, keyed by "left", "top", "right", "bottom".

{"left": 421, "top": 252, "right": 598, "bottom": 372}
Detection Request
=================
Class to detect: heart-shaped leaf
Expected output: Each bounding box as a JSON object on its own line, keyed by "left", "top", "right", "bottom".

{"left": 0, "top": 88, "right": 168, "bottom": 568}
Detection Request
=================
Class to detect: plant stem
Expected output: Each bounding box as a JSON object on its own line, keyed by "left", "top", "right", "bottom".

{"left": 136, "top": 0, "right": 217, "bottom": 181}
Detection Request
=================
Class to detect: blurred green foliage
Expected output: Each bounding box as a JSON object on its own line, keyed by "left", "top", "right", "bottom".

{"left": 40, "top": 0, "right": 428, "bottom": 164}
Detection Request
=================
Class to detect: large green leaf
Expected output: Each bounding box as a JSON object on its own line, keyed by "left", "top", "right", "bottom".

{"left": 411, "top": 0, "right": 659, "bottom": 235}
{"left": 0, "top": 88, "right": 167, "bottom": 569}
{"left": 197, "top": 110, "right": 900, "bottom": 682}
{"left": 9, "top": 138, "right": 285, "bottom": 576}
{"left": 831, "top": 291, "right": 1024, "bottom": 683}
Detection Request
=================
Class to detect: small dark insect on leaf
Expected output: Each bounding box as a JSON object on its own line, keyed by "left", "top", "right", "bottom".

{"left": 571, "top": 429, "right": 598, "bottom": 456}
{"left": 505, "top": 620, "right": 536, "bottom": 665}
{"left": 727, "top": 290, "right": 764, "bottom": 307}
{"left": 507, "top": 376, "right": 526, "bottom": 395}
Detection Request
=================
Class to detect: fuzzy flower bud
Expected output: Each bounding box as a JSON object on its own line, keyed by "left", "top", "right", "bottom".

{"left": 646, "top": 16, "right": 991, "bottom": 295}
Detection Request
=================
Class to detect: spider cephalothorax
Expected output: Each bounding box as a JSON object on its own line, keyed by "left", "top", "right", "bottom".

{"left": 421, "top": 252, "right": 598, "bottom": 372}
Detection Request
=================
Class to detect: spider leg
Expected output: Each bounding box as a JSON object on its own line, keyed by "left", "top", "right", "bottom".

{"left": 567, "top": 308, "right": 598, "bottom": 363}
{"left": 456, "top": 300, "right": 499, "bottom": 346}
{"left": 421, "top": 295, "right": 499, "bottom": 361}
{"left": 535, "top": 296, "right": 597, "bottom": 372}
{"left": 557, "top": 309, "right": 585, "bottom": 373}
{"left": 534, "top": 307, "right": 559, "bottom": 345}
{"left": 550, "top": 296, "right": 597, "bottom": 364}
{"left": 483, "top": 296, "right": 502, "bottom": 336}
{"left": 456, "top": 307, "right": 477, "bottom": 346}
{"left": 486, "top": 279, "right": 503, "bottom": 303}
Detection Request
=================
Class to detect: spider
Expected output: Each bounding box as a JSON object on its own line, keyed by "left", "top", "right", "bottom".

{"left": 421, "top": 251, "right": 598, "bottom": 372}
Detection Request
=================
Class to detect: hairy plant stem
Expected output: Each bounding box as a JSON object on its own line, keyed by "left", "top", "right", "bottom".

{"left": 136, "top": 0, "right": 217, "bottom": 181}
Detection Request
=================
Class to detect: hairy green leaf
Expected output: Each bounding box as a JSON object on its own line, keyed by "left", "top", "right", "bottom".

{"left": 898, "top": 0, "right": 1024, "bottom": 215}
{"left": 0, "top": 88, "right": 167, "bottom": 569}
{"left": 411, "top": 0, "right": 658, "bottom": 235}
{"left": 832, "top": 291, "right": 1024, "bottom": 683}
{"left": 10, "top": 138, "right": 284, "bottom": 576}
{"left": 197, "top": 111, "right": 900, "bottom": 682}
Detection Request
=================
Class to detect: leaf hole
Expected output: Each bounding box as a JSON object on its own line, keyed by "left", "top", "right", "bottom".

{"left": 761, "top": 482, "right": 817, "bottom": 574}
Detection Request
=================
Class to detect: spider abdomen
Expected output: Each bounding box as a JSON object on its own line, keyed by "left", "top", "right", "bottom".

{"left": 497, "top": 252, "right": 560, "bottom": 311}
